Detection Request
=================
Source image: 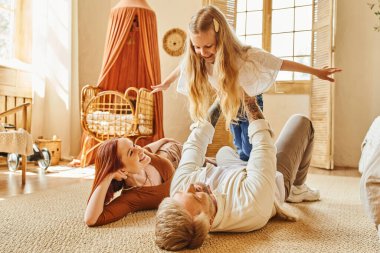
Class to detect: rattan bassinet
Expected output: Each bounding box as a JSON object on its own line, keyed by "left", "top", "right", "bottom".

{"left": 80, "top": 85, "right": 154, "bottom": 164}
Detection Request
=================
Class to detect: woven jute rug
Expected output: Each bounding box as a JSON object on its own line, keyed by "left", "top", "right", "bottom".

{"left": 1, "top": 174, "right": 379, "bottom": 253}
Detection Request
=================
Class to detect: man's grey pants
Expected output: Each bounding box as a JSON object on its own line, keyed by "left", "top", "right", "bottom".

{"left": 275, "top": 114, "right": 314, "bottom": 198}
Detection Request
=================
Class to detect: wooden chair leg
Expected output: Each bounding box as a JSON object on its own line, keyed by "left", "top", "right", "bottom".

{"left": 80, "top": 136, "right": 101, "bottom": 167}
{"left": 21, "top": 155, "right": 27, "bottom": 185}
{"left": 80, "top": 136, "right": 91, "bottom": 167}
{"left": 82, "top": 142, "right": 101, "bottom": 167}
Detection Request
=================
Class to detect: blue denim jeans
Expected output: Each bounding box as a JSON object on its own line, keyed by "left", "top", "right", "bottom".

{"left": 230, "top": 94, "right": 264, "bottom": 161}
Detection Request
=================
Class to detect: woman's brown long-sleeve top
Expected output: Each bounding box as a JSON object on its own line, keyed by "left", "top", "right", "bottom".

{"left": 91, "top": 151, "right": 175, "bottom": 226}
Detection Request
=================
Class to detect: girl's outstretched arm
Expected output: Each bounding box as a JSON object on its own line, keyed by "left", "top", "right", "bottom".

{"left": 151, "top": 65, "right": 181, "bottom": 93}
{"left": 281, "top": 59, "right": 342, "bottom": 82}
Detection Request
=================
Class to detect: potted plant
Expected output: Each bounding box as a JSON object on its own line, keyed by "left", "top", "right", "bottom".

{"left": 368, "top": 0, "right": 380, "bottom": 31}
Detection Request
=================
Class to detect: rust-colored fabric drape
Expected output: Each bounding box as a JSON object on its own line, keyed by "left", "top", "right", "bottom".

{"left": 79, "top": 7, "right": 164, "bottom": 166}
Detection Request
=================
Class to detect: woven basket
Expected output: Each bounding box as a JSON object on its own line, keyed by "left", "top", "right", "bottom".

{"left": 35, "top": 139, "right": 61, "bottom": 165}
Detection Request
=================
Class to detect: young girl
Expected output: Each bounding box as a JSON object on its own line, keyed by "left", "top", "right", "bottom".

{"left": 84, "top": 137, "right": 181, "bottom": 226}
{"left": 152, "top": 5, "right": 341, "bottom": 161}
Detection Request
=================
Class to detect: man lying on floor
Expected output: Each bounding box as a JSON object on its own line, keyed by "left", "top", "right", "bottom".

{"left": 155, "top": 95, "right": 320, "bottom": 251}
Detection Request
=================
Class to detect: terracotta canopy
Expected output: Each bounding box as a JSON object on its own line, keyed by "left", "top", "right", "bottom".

{"left": 79, "top": 6, "right": 164, "bottom": 166}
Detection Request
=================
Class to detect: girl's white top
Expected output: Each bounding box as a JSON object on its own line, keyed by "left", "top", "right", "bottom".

{"left": 177, "top": 47, "right": 283, "bottom": 96}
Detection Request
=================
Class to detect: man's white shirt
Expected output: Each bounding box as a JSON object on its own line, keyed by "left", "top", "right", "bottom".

{"left": 170, "top": 120, "right": 286, "bottom": 232}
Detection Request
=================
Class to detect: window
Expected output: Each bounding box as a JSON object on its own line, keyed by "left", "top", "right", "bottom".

{"left": 236, "top": 0, "right": 263, "bottom": 48}
{"left": 203, "top": 0, "right": 237, "bottom": 27}
{"left": 236, "top": 0, "right": 313, "bottom": 91}
{"left": 0, "top": 0, "right": 16, "bottom": 60}
{"left": 0, "top": 0, "right": 32, "bottom": 65}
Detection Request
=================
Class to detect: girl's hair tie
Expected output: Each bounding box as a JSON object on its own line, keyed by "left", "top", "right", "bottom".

{"left": 213, "top": 18, "right": 220, "bottom": 33}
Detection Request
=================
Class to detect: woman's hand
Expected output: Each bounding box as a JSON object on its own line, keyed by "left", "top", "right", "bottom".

{"left": 151, "top": 82, "right": 171, "bottom": 93}
{"left": 315, "top": 67, "right": 342, "bottom": 82}
{"left": 113, "top": 169, "right": 128, "bottom": 181}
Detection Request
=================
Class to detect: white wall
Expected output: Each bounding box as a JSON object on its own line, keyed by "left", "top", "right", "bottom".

{"left": 78, "top": 0, "right": 112, "bottom": 89}
{"left": 334, "top": 0, "right": 380, "bottom": 167}
{"left": 263, "top": 94, "right": 309, "bottom": 139}
{"left": 31, "top": 0, "right": 77, "bottom": 159}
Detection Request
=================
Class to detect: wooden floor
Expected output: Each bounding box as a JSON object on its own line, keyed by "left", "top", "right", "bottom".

{"left": 308, "top": 166, "right": 361, "bottom": 177}
{"left": 0, "top": 160, "right": 361, "bottom": 199}
{"left": 0, "top": 160, "right": 93, "bottom": 199}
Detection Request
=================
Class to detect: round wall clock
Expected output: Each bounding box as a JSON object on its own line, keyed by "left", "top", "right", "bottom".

{"left": 162, "top": 28, "right": 187, "bottom": 57}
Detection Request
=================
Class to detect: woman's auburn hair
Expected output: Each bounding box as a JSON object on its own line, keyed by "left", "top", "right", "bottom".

{"left": 186, "top": 5, "right": 251, "bottom": 128}
{"left": 88, "top": 138, "right": 124, "bottom": 204}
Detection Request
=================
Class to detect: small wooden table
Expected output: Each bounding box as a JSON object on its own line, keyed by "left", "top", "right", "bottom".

{"left": 0, "top": 129, "right": 33, "bottom": 184}
{"left": 0, "top": 103, "right": 33, "bottom": 185}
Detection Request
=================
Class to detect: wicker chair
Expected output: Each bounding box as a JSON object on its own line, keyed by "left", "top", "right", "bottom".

{"left": 80, "top": 85, "right": 154, "bottom": 165}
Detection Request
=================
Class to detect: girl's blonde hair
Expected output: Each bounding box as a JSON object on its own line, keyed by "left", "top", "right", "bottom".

{"left": 185, "top": 5, "right": 250, "bottom": 128}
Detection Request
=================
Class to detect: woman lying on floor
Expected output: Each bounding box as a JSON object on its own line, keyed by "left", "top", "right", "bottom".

{"left": 84, "top": 137, "right": 183, "bottom": 226}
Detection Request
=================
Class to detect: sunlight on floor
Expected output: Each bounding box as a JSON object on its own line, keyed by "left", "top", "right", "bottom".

{"left": 0, "top": 164, "right": 95, "bottom": 180}
{"left": 46, "top": 165, "right": 95, "bottom": 179}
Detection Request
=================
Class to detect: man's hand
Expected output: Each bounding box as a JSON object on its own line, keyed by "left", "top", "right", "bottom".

{"left": 244, "top": 94, "right": 264, "bottom": 122}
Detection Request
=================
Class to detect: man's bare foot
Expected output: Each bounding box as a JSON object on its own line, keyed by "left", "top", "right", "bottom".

{"left": 244, "top": 94, "right": 264, "bottom": 121}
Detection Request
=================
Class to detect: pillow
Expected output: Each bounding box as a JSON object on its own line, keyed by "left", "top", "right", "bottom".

{"left": 359, "top": 116, "right": 380, "bottom": 228}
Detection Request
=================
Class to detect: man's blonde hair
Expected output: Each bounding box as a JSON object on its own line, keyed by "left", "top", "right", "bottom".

{"left": 185, "top": 5, "right": 251, "bottom": 128}
{"left": 155, "top": 198, "right": 210, "bottom": 251}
